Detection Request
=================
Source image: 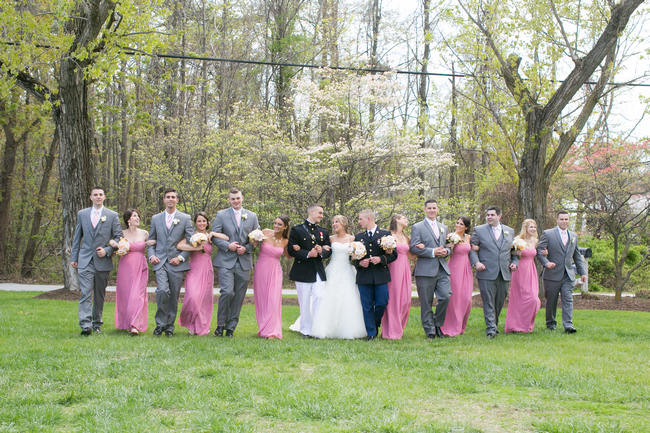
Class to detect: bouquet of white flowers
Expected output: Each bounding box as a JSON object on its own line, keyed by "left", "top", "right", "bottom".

{"left": 190, "top": 232, "right": 209, "bottom": 247}
{"left": 248, "top": 229, "right": 265, "bottom": 242}
{"left": 116, "top": 238, "right": 130, "bottom": 256}
{"left": 379, "top": 235, "right": 397, "bottom": 252}
{"left": 348, "top": 241, "right": 367, "bottom": 260}
{"left": 512, "top": 236, "right": 527, "bottom": 251}
{"left": 446, "top": 232, "right": 462, "bottom": 246}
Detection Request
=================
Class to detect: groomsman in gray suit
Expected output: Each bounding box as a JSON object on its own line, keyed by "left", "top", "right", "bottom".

{"left": 410, "top": 200, "right": 451, "bottom": 339}
{"left": 71, "top": 186, "right": 122, "bottom": 335}
{"left": 148, "top": 188, "right": 194, "bottom": 336}
{"left": 537, "top": 211, "right": 586, "bottom": 333}
{"left": 210, "top": 188, "right": 259, "bottom": 337}
{"left": 469, "top": 206, "right": 519, "bottom": 338}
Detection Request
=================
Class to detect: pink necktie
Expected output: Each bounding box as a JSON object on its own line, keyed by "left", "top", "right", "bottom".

{"left": 493, "top": 226, "right": 501, "bottom": 240}
{"left": 431, "top": 221, "right": 439, "bottom": 238}
{"left": 235, "top": 211, "right": 241, "bottom": 227}
{"left": 166, "top": 213, "right": 173, "bottom": 229}
{"left": 561, "top": 230, "right": 568, "bottom": 246}
{"left": 91, "top": 210, "right": 99, "bottom": 228}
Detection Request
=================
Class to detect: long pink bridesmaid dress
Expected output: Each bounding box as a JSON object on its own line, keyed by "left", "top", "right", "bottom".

{"left": 381, "top": 242, "right": 412, "bottom": 339}
{"left": 115, "top": 241, "right": 149, "bottom": 332}
{"left": 441, "top": 242, "right": 473, "bottom": 337}
{"left": 179, "top": 242, "right": 214, "bottom": 335}
{"left": 505, "top": 247, "right": 541, "bottom": 333}
{"left": 252, "top": 242, "right": 284, "bottom": 339}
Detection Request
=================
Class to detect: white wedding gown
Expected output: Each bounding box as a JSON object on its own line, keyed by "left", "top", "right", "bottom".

{"left": 290, "top": 242, "right": 367, "bottom": 339}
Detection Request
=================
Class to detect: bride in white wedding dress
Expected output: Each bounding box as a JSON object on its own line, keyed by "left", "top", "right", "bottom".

{"left": 290, "top": 215, "right": 367, "bottom": 339}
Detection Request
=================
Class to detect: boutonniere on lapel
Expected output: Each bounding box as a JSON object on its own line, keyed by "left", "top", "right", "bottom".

{"left": 241, "top": 213, "right": 248, "bottom": 221}
{"left": 100, "top": 216, "right": 106, "bottom": 223}
{"left": 571, "top": 238, "right": 576, "bottom": 244}
{"left": 173, "top": 218, "right": 180, "bottom": 225}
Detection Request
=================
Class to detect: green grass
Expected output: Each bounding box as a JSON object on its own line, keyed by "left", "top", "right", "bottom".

{"left": 0, "top": 292, "right": 648, "bottom": 433}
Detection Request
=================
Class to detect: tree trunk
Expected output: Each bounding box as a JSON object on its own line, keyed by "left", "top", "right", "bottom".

{"left": 449, "top": 62, "right": 458, "bottom": 197}
{"left": 57, "top": 56, "right": 98, "bottom": 291}
{"left": 119, "top": 69, "right": 128, "bottom": 211}
{"left": 0, "top": 106, "right": 21, "bottom": 268}
{"left": 21, "top": 133, "right": 58, "bottom": 277}
{"left": 367, "top": 0, "right": 381, "bottom": 125}
{"left": 417, "top": 0, "right": 431, "bottom": 138}
{"left": 517, "top": 107, "right": 550, "bottom": 228}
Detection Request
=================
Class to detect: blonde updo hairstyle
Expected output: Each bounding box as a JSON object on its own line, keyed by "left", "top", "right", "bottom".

{"left": 332, "top": 215, "right": 350, "bottom": 234}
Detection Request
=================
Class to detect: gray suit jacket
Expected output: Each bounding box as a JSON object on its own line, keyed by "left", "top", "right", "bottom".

{"left": 469, "top": 223, "right": 519, "bottom": 281}
{"left": 537, "top": 227, "right": 586, "bottom": 282}
{"left": 147, "top": 211, "right": 194, "bottom": 272}
{"left": 409, "top": 219, "right": 451, "bottom": 277}
{"left": 210, "top": 207, "right": 259, "bottom": 270}
{"left": 71, "top": 207, "right": 122, "bottom": 271}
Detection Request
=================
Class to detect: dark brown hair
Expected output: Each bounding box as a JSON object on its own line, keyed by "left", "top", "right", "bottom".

{"left": 123, "top": 208, "right": 140, "bottom": 226}
{"left": 276, "top": 215, "right": 291, "bottom": 239}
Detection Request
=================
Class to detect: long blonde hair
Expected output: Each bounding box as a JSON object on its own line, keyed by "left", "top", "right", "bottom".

{"left": 519, "top": 219, "right": 538, "bottom": 241}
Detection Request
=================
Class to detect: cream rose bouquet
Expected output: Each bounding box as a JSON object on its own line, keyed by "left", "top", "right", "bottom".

{"left": 115, "top": 238, "right": 130, "bottom": 256}
{"left": 190, "top": 232, "right": 209, "bottom": 247}
{"left": 446, "top": 232, "right": 462, "bottom": 246}
{"left": 248, "top": 229, "right": 265, "bottom": 243}
{"left": 512, "top": 236, "right": 527, "bottom": 251}
{"left": 348, "top": 241, "right": 367, "bottom": 260}
{"left": 378, "top": 235, "right": 397, "bottom": 252}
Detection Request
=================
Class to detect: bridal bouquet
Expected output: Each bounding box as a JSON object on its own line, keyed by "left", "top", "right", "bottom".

{"left": 116, "top": 238, "right": 130, "bottom": 256}
{"left": 190, "top": 232, "right": 209, "bottom": 247}
{"left": 379, "top": 235, "right": 397, "bottom": 252}
{"left": 248, "top": 229, "right": 265, "bottom": 243}
{"left": 446, "top": 232, "right": 462, "bottom": 246}
{"left": 348, "top": 241, "right": 367, "bottom": 260}
{"left": 512, "top": 236, "right": 527, "bottom": 251}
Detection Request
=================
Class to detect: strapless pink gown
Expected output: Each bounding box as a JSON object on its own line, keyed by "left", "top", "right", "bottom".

{"left": 381, "top": 243, "right": 412, "bottom": 339}
{"left": 179, "top": 242, "right": 214, "bottom": 335}
{"left": 441, "top": 243, "right": 473, "bottom": 337}
{"left": 253, "top": 242, "right": 284, "bottom": 338}
{"left": 115, "top": 241, "right": 149, "bottom": 332}
{"left": 505, "top": 247, "right": 541, "bottom": 333}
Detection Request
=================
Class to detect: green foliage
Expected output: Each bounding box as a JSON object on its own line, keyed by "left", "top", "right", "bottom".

{"left": 580, "top": 237, "right": 650, "bottom": 293}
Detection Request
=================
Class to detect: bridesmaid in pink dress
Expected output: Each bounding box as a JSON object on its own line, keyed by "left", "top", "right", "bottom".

{"left": 252, "top": 216, "right": 290, "bottom": 339}
{"left": 505, "top": 219, "right": 541, "bottom": 333}
{"left": 381, "top": 214, "right": 414, "bottom": 339}
{"left": 441, "top": 216, "right": 474, "bottom": 337}
{"left": 112, "top": 209, "right": 152, "bottom": 335}
{"left": 177, "top": 212, "right": 229, "bottom": 335}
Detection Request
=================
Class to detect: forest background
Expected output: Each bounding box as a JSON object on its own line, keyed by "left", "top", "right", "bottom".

{"left": 0, "top": 0, "right": 648, "bottom": 298}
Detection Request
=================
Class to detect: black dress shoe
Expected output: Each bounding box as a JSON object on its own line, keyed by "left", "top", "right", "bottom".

{"left": 565, "top": 327, "right": 577, "bottom": 334}
{"left": 546, "top": 326, "right": 556, "bottom": 331}
{"left": 366, "top": 335, "right": 376, "bottom": 341}
{"left": 164, "top": 330, "right": 174, "bottom": 337}
{"left": 486, "top": 332, "right": 496, "bottom": 339}
{"left": 80, "top": 328, "right": 92, "bottom": 336}
{"left": 214, "top": 326, "right": 224, "bottom": 337}
{"left": 153, "top": 327, "right": 163, "bottom": 336}
{"left": 427, "top": 333, "right": 436, "bottom": 340}
{"left": 435, "top": 326, "right": 447, "bottom": 338}
{"left": 225, "top": 329, "right": 234, "bottom": 338}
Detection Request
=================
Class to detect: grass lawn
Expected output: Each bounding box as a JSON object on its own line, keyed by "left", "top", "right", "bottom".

{"left": 0, "top": 292, "right": 648, "bottom": 433}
